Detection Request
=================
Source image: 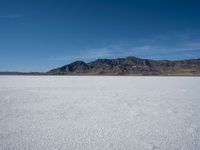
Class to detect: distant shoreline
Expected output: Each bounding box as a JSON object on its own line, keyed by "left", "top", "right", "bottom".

{"left": 0, "top": 73, "right": 200, "bottom": 77}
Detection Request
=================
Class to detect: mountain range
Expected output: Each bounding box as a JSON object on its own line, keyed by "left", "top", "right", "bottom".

{"left": 0, "top": 56, "right": 200, "bottom": 76}
{"left": 47, "top": 56, "right": 200, "bottom": 76}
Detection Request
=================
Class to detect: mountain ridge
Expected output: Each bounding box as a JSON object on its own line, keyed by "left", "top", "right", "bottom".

{"left": 48, "top": 56, "right": 200, "bottom": 76}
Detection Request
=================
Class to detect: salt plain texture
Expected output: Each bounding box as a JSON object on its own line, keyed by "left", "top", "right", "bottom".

{"left": 0, "top": 76, "right": 200, "bottom": 150}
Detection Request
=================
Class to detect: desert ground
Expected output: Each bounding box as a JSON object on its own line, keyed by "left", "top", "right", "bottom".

{"left": 0, "top": 76, "right": 200, "bottom": 150}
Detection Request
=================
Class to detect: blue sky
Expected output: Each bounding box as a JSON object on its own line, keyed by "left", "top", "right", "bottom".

{"left": 0, "top": 0, "right": 200, "bottom": 72}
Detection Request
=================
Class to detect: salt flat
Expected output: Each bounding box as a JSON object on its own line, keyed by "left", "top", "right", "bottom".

{"left": 0, "top": 76, "right": 200, "bottom": 150}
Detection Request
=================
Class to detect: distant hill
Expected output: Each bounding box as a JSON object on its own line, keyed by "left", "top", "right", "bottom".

{"left": 48, "top": 56, "right": 200, "bottom": 76}
{"left": 0, "top": 72, "right": 44, "bottom": 75}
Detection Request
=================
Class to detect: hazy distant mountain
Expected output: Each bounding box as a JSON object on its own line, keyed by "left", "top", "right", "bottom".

{"left": 0, "top": 72, "right": 44, "bottom": 75}
{"left": 48, "top": 56, "right": 200, "bottom": 75}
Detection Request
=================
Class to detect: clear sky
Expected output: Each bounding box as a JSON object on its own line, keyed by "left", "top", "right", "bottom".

{"left": 0, "top": 0, "right": 200, "bottom": 72}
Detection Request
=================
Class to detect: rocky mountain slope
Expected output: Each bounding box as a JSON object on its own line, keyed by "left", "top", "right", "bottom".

{"left": 48, "top": 56, "right": 200, "bottom": 75}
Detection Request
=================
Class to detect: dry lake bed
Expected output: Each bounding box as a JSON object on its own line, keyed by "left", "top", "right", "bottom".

{"left": 0, "top": 76, "right": 200, "bottom": 150}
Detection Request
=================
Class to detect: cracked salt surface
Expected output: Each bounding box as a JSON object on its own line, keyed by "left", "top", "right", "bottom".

{"left": 0, "top": 76, "right": 200, "bottom": 150}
